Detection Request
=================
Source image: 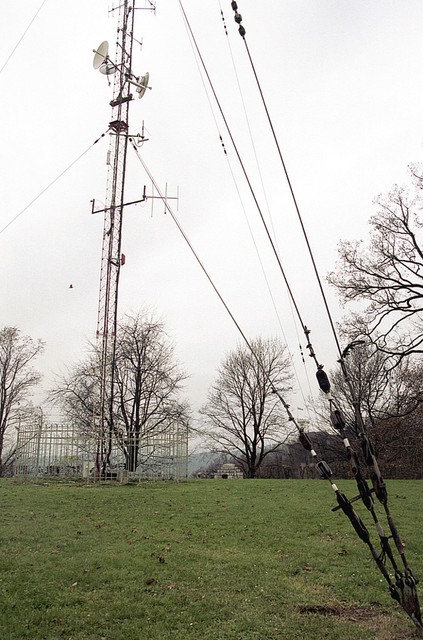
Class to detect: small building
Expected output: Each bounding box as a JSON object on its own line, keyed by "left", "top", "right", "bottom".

{"left": 214, "top": 462, "right": 243, "bottom": 479}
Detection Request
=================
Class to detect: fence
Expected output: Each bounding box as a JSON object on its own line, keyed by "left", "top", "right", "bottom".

{"left": 14, "top": 419, "right": 188, "bottom": 481}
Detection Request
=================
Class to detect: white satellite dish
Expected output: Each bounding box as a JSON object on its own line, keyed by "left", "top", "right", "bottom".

{"left": 99, "top": 62, "right": 116, "bottom": 76}
{"left": 136, "top": 72, "right": 149, "bottom": 98}
{"left": 93, "top": 41, "right": 109, "bottom": 69}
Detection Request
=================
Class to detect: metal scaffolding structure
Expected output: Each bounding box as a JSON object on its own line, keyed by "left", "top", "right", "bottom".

{"left": 139, "top": 422, "right": 189, "bottom": 479}
{"left": 14, "top": 418, "right": 188, "bottom": 481}
{"left": 14, "top": 420, "right": 92, "bottom": 478}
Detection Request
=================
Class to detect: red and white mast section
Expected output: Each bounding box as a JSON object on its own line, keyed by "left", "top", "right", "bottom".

{"left": 92, "top": 1, "right": 154, "bottom": 472}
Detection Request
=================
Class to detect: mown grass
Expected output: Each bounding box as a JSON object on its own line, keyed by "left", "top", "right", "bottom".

{"left": 0, "top": 478, "right": 422, "bottom": 640}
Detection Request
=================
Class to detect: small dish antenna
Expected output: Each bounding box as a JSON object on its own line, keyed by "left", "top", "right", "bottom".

{"left": 99, "top": 62, "right": 116, "bottom": 75}
{"left": 93, "top": 41, "right": 109, "bottom": 69}
{"left": 93, "top": 41, "right": 116, "bottom": 76}
{"left": 127, "top": 72, "right": 150, "bottom": 98}
{"left": 136, "top": 72, "right": 149, "bottom": 98}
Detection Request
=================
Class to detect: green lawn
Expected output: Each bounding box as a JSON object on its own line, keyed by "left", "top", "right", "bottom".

{"left": 0, "top": 478, "right": 422, "bottom": 640}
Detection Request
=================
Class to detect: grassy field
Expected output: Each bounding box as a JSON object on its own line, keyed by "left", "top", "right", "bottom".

{"left": 0, "top": 478, "right": 422, "bottom": 640}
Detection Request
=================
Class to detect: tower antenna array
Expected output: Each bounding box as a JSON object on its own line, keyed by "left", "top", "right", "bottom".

{"left": 93, "top": 0, "right": 154, "bottom": 475}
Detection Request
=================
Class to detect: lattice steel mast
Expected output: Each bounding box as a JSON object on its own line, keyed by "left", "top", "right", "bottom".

{"left": 93, "top": 1, "right": 154, "bottom": 474}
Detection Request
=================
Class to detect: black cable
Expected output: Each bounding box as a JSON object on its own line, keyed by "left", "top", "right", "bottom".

{"left": 0, "top": 0, "right": 48, "bottom": 74}
{"left": 0, "top": 130, "right": 108, "bottom": 237}
{"left": 230, "top": 6, "right": 343, "bottom": 360}
{"left": 177, "top": 7, "right": 419, "bottom": 624}
{"left": 130, "top": 141, "right": 310, "bottom": 438}
{"left": 129, "top": 139, "right": 254, "bottom": 354}
{"left": 178, "top": 1, "right": 316, "bottom": 364}
{"left": 227, "top": 4, "right": 422, "bottom": 631}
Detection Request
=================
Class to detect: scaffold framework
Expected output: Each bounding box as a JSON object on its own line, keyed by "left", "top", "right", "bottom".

{"left": 14, "top": 419, "right": 188, "bottom": 481}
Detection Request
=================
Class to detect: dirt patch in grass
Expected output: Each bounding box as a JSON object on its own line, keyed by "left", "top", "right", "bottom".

{"left": 297, "top": 604, "right": 420, "bottom": 639}
{"left": 298, "top": 604, "right": 379, "bottom": 621}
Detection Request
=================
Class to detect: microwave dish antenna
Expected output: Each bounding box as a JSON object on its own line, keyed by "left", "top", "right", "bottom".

{"left": 93, "top": 40, "right": 109, "bottom": 69}
{"left": 99, "top": 62, "right": 116, "bottom": 75}
{"left": 137, "top": 71, "right": 149, "bottom": 98}
{"left": 126, "top": 71, "right": 150, "bottom": 98}
{"left": 127, "top": 71, "right": 150, "bottom": 98}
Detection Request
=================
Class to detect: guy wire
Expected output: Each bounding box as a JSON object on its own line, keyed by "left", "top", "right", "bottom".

{"left": 178, "top": 0, "right": 316, "bottom": 368}
{"left": 0, "top": 130, "right": 109, "bottom": 236}
{"left": 130, "top": 140, "right": 307, "bottom": 428}
{"left": 215, "top": 0, "right": 315, "bottom": 408}
{"left": 130, "top": 139, "right": 254, "bottom": 355}
{"left": 226, "top": 4, "right": 422, "bottom": 630}
{"left": 231, "top": 7, "right": 343, "bottom": 360}
{"left": 180, "top": 0, "right": 312, "bottom": 407}
{"left": 0, "top": 0, "right": 48, "bottom": 75}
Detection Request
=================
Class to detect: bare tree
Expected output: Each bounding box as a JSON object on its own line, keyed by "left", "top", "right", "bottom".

{"left": 371, "top": 409, "right": 423, "bottom": 479}
{"left": 342, "top": 344, "right": 423, "bottom": 420}
{"left": 328, "top": 343, "right": 394, "bottom": 429}
{"left": 51, "top": 312, "right": 189, "bottom": 472}
{"left": 0, "top": 326, "right": 44, "bottom": 475}
{"left": 199, "top": 337, "right": 294, "bottom": 478}
{"left": 309, "top": 341, "right": 423, "bottom": 479}
{"left": 328, "top": 166, "right": 423, "bottom": 365}
{"left": 113, "top": 313, "right": 189, "bottom": 471}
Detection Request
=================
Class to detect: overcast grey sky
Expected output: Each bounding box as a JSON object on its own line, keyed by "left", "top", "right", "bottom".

{"left": 1, "top": 1, "right": 423, "bottom": 416}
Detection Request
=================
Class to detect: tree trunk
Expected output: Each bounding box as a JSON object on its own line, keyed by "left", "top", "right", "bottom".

{"left": 126, "top": 430, "right": 140, "bottom": 472}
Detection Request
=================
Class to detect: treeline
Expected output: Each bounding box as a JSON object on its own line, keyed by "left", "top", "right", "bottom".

{"left": 198, "top": 419, "right": 423, "bottom": 480}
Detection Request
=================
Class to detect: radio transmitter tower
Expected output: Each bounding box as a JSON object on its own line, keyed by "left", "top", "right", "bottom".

{"left": 92, "top": 1, "right": 154, "bottom": 475}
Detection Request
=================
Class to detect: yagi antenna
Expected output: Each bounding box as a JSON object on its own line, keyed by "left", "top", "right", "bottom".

{"left": 93, "top": 41, "right": 116, "bottom": 76}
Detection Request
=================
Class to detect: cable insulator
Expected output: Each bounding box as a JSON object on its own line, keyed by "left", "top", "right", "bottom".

{"left": 336, "top": 492, "right": 370, "bottom": 544}
{"left": 390, "top": 585, "right": 401, "bottom": 603}
{"left": 356, "top": 474, "right": 374, "bottom": 510}
{"left": 360, "top": 434, "right": 376, "bottom": 465}
{"left": 238, "top": 25, "right": 246, "bottom": 37}
{"left": 405, "top": 569, "right": 419, "bottom": 588}
{"left": 219, "top": 135, "right": 227, "bottom": 155}
{"left": 220, "top": 10, "right": 228, "bottom": 36}
{"left": 348, "top": 449, "right": 360, "bottom": 476}
{"left": 317, "top": 459, "right": 332, "bottom": 480}
{"left": 330, "top": 409, "right": 346, "bottom": 431}
{"left": 387, "top": 515, "right": 405, "bottom": 555}
{"left": 371, "top": 471, "right": 388, "bottom": 504}
{"left": 231, "top": 1, "right": 238, "bottom": 10}
{"left": 299, "top": 430, "right": 312, "bottom": 452}
{"left": 316, "top": 367, "right": 331, "bottom": 393}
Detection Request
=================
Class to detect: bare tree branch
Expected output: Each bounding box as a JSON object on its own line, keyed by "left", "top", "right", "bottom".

{"left": 199, "top": 336, "right": 295, "bottom": 478}
{"left": 49, "top": 311, "right": 190, "bottom": 472}
{"left": 328, "top": 166, "right": 423, "bottom": 365}
{"left": 0, "top": 326, "right": 44, "bottom": 475}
